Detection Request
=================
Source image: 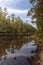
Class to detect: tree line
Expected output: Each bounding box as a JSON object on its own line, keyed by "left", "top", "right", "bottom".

{"left": 0, "top": 7, "right": 35, "bottom": 38}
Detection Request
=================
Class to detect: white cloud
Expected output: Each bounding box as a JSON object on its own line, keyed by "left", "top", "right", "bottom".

{"left": 0, "top": 0, "right": 10, "bottom": 3}
{"left": 7, "top": 8, "right": 28, "bottom": 15}
{"left": 0, "top": 0, "right": 22, "bottom": 3}
{"left": 0, "top": 0, "right": 12, "bottom": 3}
{"left": 0, "top": 0, "right": 22, "bottom": 5}
{"left": 0, "top": 0, "right": 28, "bottom": 15}
{"left": 1, "top": 6, "right": 28, "bottom": 15}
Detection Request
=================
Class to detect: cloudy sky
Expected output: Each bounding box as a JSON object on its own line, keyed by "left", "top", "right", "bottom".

{"left": 0, "top": 0, "right": 34, "bottom": 25}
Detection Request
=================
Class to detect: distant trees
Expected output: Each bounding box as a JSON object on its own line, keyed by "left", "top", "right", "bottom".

{"left": 0, "top": 7, "right": 35, "bottom": 38}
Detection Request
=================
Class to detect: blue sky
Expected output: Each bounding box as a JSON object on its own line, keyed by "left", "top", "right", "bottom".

{"left": 0, "top": 0, "right": 36, "bottom": 27}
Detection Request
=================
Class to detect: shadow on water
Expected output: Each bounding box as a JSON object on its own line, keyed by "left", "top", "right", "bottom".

{"left": 0, "top": 37, "right": 37, "bottom": 65}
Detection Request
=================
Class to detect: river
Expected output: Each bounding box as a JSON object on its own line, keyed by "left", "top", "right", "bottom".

{"left": 0, "top": 38, "right": 37, "bottom": 65}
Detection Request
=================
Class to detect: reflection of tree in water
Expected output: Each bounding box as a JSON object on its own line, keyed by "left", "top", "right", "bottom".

{"left": 0, "top": 37, "right": 32, "bottom": 58}
{"left": 0, "top": 38, "right": 11, "bottom": 58}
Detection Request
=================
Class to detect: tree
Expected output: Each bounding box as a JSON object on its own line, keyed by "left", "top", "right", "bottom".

{"left": 11, "top": 14, "right": 15, "bottom": 22}
{"left": 0, "top": 7, "right": 3, "bottom": 22}
{"left": 27, "top": 0, "right": 43, "bottom": 38}
{"left": 3, "top": 8, "right": 8, "bottom": 18}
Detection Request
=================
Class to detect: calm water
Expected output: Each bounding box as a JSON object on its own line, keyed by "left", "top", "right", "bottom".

{"left": 0, "top": 38, "right": 37, "bottom": 65}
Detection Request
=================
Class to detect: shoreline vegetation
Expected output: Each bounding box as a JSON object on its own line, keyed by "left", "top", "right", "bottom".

{"left": 27, "top": 0, "right": 43, "bottom": 65}
{"left": 0, "top": 7, "right": 35, "bottom": 37}
{"left": 0, "top": 7, "right": 36, "bottom": 41}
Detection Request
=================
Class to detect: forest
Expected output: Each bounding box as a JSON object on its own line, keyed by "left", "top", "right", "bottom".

{"left": 0, "top": 7, "right": 35, "bottom": 39}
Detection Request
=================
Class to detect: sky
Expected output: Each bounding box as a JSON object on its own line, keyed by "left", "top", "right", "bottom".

{"left": 0, "top": 0, "right": 36, "bottom": 27}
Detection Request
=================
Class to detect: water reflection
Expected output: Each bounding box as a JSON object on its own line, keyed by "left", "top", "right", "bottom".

{"left": 0, "top": 37, "right": 37, "bottom": 65}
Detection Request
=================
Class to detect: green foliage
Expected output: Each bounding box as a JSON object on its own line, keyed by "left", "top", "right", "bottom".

{"left": 35, "top": 30, "right": 43, "bottom": 40}
{"left": 28, "top": 0, "right": 43, "bottom": 40}
{"left": 0, "top": 7, "right": 35, "bottom": 38}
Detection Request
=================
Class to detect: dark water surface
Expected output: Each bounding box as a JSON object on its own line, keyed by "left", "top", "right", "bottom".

{"left": 0, "top": 38, "right": 37, "bottom": 65}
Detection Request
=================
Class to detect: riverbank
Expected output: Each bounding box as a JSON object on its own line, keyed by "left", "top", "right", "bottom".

{"left": 31, "top": 35, "right": 43, "bottom": 65}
